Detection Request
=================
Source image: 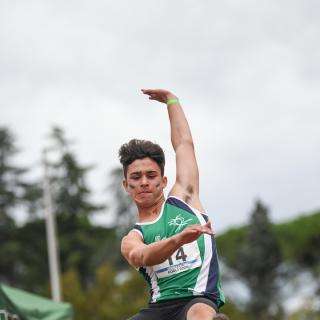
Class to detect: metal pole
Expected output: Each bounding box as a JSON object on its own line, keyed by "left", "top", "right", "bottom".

{"left": 42, "top": 149, "right": 61, "bottom": 302}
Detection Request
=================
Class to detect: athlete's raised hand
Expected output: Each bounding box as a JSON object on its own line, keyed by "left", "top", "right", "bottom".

{"left": 176, "top": 221, "right": 214, "bottom": 245}
{"left": 141, "top": 88, "right": 177, "bottom": 103}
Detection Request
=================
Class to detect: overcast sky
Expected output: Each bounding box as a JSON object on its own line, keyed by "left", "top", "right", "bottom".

{"left": 1, "top": 0, "right": 319, "bottom": 232}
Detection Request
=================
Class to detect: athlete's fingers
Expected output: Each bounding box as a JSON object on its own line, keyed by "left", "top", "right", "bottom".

{"left": 191, "top": 225, "right": 203, "bottom": 232}
{"left": 201, "top": 222, "right": 214, "bottom": 235}
{"left": 187, "top": 227, "right": 200, "bottom": 234}
{"left": 143, "top": 92, "right": 158, "bottom": 100}
{"left": 185, "top": 227, "right": 202, "bottom": 238}
{"left": 204, "top": 221, "right": 211, "bottom": 229}
{"left": 141, "top": 89, "right": 157, "bottom": 94}
{"left": 203, "top": 228, "right": 214, "bottom": 235}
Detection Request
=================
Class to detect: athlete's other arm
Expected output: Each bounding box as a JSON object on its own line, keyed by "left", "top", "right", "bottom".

{"left": 141, "top": 89, "right": 203, "bottom": 211}
{"left": 121, "top": 221, "right": 213, "bottom": 267}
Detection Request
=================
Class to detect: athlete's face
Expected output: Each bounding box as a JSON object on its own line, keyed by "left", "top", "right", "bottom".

{"left": 123, "top": 157, "right": 167, "bottom": 208}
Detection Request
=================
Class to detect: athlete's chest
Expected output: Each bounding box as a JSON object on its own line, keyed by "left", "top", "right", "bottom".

{"left": 142, "top": 206, "right": 203, "bottom": 278}
{"left": 142, "top": 205, "right": 200, "bottom": 244}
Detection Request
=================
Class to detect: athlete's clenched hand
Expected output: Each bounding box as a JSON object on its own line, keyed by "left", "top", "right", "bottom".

{"left": 175, "top": 221, "right": 214, "bottom": 245}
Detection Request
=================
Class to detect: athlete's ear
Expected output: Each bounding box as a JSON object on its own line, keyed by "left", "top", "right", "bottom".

{"left": 162, "top": 176, "right": 168, "bottom": 189}
{"left": 122, "top": 179, "right": 129, "bottom": 193}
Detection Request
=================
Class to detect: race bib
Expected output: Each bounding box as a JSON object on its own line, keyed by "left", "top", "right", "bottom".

{"left": 153, "top": 241, "right": 201, "bottom": 278}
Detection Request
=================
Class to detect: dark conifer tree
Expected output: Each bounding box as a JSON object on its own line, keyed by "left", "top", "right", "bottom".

{"left": 0, "top": 128, "right": 26, "bottom": 225}
{"left": 108, "top": 167, "right": 136, "bottom": 237}
{"left": 0, "top": 127, "right": 28, "bottom": 284}
{"left": 45, "top": 126, "right": 110, "bottom": 285}
{"left": 48, "top": 126, "right": 104, "bottom": 221}
{"left": 238, "top": 200, "right": 282, "bottom": 320}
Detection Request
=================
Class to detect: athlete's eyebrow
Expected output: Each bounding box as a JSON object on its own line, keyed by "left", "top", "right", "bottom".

{"left": 129, "top": 170, "right": 158, "bottom": 176}
{"left": 129, "top": 171, "right": 142, "bottom": 176}
{"left": 146, "top": 170, "right": 158, "bottom": 174}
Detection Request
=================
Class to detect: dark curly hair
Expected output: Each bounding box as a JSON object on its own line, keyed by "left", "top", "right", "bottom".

{"left": 119, "top": 139, "right": 165, "bottom": 178}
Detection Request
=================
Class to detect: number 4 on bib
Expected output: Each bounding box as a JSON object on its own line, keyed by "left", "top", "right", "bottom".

{"left": 168, "top": 247, "right": 187, "bottom": 265}
{"left": 153, "top": 242, "right": 202, "bottom": 278}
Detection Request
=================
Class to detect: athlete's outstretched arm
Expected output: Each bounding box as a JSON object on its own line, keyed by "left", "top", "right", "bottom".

{"left": 142, "top": 89, "right": 203, "bottom": 211}
{"left": 121, "top": 221, "right": 213, "bottom": 267}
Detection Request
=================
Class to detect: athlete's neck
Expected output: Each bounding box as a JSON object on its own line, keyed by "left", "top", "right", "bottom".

{"left": 137, "top": 194, "right": 165, "bottom": 223}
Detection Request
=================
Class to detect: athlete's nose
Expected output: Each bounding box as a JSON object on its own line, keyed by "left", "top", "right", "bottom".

{"left": 140, "top": 175, "right": 149, "bottom": 186}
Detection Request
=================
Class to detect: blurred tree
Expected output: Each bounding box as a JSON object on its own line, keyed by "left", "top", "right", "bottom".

{"left": 44, "top": 126, "right": 111, "bottom": 285}
{"left": 277, "top": 211, "right": 320, "bottom": 303}
{"left": 108, "top": 167, "right": 136, "bottom": 237}
{"left": 86, "top": 263, "right": 119, "bottom": 320}
{"left": 289, "top": 306, "right": 320, "bottom": 320}
{"left": 61, "top": 269, "right": 86, "bottom": 320}
{"left": 114, "top": 268, "right": 148, "bottom": 318}
{"left": 0, "top": 127, "right": 47, "bottom": 290}
{"left": 237, "top": 200, "right": 282, "bottom": 320}
{"left": 22, "top": 181, "right": 43, "bottom": 220}
{"left": 216, "top": 226, "right": 247, "bottom": 267}
{"left": 0, "top": 127, "right": 28, "bottom": 285}
{"left": 47, "top": 126, "right": 105, "bottom": 221}
{"left": 15, "top": 219, "right": 48, "bottom": 293}
{"left": 0, "top": 127, "right": 26, "bottom": 226}
{"left": 0, "top": 126, "right": 119, "bottom": 294}
{"left": 62, "top": 263, "right": 147, "bottom": 320}
{"left": 106, "top": 167, "right": 137, "bottom": 271}
{"left": 220, "top": 299, "right": 249, "bottom": 320}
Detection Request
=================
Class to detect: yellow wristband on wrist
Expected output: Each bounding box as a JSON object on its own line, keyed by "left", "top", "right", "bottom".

{"left": 166, "top": 98, "right": 179, "bottom": 106}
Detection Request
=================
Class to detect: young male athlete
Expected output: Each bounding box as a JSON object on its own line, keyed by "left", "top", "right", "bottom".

{"left": 120, "top": 89, "right": 227, "bottom": 320}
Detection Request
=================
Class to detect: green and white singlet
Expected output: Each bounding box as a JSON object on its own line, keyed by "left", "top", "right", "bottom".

{"left": 132, "top": 196, "right": 225, "bottom": 308}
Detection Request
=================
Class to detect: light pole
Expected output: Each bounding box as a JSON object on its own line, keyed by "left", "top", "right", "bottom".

{"left": 42, "top": 149, "right": 61, "bottom": 302}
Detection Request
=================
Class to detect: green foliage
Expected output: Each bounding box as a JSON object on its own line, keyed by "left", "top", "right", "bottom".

{"left": 289, "top": 306, "right": 320, "bottom": 320}
{"left": 57, "top": 216, "right": 119, "bottom": 286}
{"left": 0, "top": 127, "right": 39, "bottom": 285}
{"left": 0, "top": 127, "right": 25, "bottom": 226}
{"left": 47, "top": 126, "right": 105, "bottom": 220}
{"left": 221, "top": 299, "right": 248, "bottom": 319}
{"left": 237, "top": 200, "right": 282, "bottom": 319}
{"left": 44, "top": 126, "right": 111, "bottom": 285}
{"left": 217, "top": 211, "right": 320, "bottom": 273}
{"left": 14, "top": 219, "right": 48, "bottom": 293}
{"left": 216, "top": 206, "right": 320, "bottom": 318}
{"left": 61, "top": 269, "right": 86, "bottom": 319}
{"left": 0, "top": 225, "right": 20, "bottom": 285}
{"left": 115, "top": 269, "right": 148, "bottom": 318}
{"left": 108, "top": 167, "right": 136, "bottom": 238}
{"left": 275, "top": 211, "right": 320, "bottom": 300}
{"left": 216, "top": 226, "right": 247, "bottom": 267}
{"left": 0, "top": 216, "right": 119, "bottom": 297}
{"left": 61, "top": 264, "right": 147, "bottom": 320}
{"left": 275, "top": 211, "right": 320, "bottom": 270}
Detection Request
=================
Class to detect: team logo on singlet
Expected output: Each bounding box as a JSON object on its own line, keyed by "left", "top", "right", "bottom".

{"left": 168, "top": 214, "right": 193, "bottom": 232}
